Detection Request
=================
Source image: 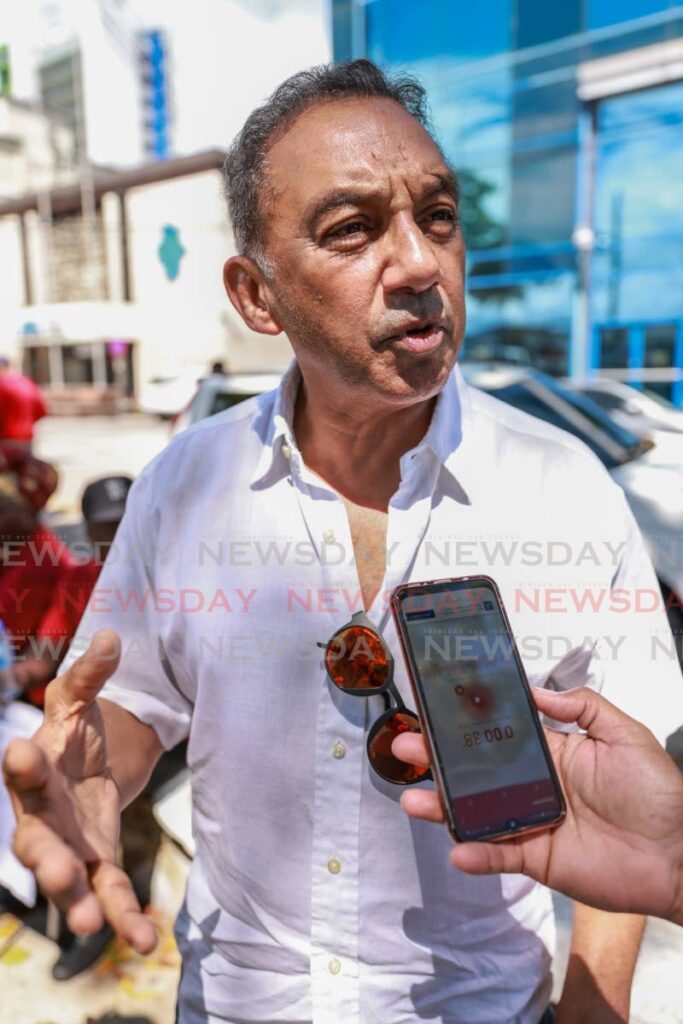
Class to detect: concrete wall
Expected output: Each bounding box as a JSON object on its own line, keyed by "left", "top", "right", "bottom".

{"left": 124, "top": 166, "right": 292, "bottom": 384}
{"left": 0, "top": 215, "right": 26, "bottom": 362}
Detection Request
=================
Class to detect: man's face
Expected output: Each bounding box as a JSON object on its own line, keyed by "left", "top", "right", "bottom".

{"left": 260, "top": 97, "right": 466, "bottom": 406}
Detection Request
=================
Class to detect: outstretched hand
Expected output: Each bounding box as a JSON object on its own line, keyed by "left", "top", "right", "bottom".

{"left": 394, "top": 687, "right": 683, "bottom": 922}
{"left": 2, "top": 630, "right": 157, "bottom": 954}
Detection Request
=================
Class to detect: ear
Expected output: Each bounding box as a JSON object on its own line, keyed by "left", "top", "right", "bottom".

{"left": 223, "top": 255, "right": 282, "bottom": 336}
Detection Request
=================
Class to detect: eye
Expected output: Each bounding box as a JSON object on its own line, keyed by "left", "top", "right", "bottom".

{"left": 329, "top": 220, "right": 368, "bottom": 239}
{"left": 423, "top": 207, "right": 458, "bottom": 233}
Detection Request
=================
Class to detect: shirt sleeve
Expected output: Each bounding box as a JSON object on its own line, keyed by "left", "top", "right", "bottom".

{"left": 58, "top": 468, "right": 193, "bottom": 750}
{"left": 548, "top": 484, "right": 683, "bottom": 745}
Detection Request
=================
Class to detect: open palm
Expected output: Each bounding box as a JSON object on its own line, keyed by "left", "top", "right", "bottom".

{"left": 395, "top": 687, "right": 683, "bottom": 921}
{"left": 3, "top": 631, "right": 157, "bottom": 952}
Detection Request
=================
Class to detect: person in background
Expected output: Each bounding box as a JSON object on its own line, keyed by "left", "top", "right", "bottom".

{"left": 44, "top": 474, "right": 135, "bottom": 981}
{"left": 0, "top": 357, "right": 48, "bottom": 450}
{"left": 0, "top": 443, "right": 73, "bottom": 919}
{"left": 0, "top": 443, "right": 75, "bottom": 703}
{"left": 57, "top": 475, "right": 135, "bottom": 632}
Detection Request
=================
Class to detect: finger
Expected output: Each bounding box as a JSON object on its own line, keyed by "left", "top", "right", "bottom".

{"left": 45, "top": 630, "right": 121, "bottom": 719}
{"left": 532, "top": 686, "right": 647, "bottom": 744}
{"left": 450, "top": 841, "right": 526, "bottom": 876}
{"left": 3, "top": 738, "right": 49, "bottom": 813}
{"left": 400, "top": 787, "right": 445, "bottom": 823}
{"left": 90, "top": 861, "right": 157, "bottom": 955}
{"left": 392, "top": 732, "right": 430, "bottom": 768}
{"left": 12, "top": 817, "right": 104, "bottom": 934}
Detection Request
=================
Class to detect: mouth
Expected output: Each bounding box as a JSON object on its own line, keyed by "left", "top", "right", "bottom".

{"left": 387, "top": 321, "right": 446, "bottom": 355}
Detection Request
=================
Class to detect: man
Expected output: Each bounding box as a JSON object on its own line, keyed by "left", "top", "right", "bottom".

{"left": 394, "top": 686, "right": 683, "bottom": 925}
{"left": 0, "top": 357, "right": 48, "bottom": 449}
{"left": 4, "top": 60, "right": 683, "bottom": 1024}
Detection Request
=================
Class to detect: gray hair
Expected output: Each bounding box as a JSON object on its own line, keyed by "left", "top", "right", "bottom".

{"left": 223, "top": 59, "right": 435, "bottom": 272}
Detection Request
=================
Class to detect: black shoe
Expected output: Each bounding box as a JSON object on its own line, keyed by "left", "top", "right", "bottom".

{"left": 0, "top": 885, "right": 25, "bottom": 917}
{"left": 51, "top": 923, "right": 114, "bottom": 980}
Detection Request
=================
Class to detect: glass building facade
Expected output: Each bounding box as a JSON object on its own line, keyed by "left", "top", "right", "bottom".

{"left": 332, "top": 1, "right": 683, "bottom": 402}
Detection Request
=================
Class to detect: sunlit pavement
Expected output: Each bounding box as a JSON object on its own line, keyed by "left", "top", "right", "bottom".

{"left": 0, "top": 835, "right": 188, "bottom": 1024}
{"left": 17, "top": 412, "right": 683, "bottom": 1023}
{"left": 35, "top": 412, "right": 172, "bottom": 522}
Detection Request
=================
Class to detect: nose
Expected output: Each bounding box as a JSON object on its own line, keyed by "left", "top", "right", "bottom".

{"left": 381, "top": 213, "right": 441, "bottom": 295}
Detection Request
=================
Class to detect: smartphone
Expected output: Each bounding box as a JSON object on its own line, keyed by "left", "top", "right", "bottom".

{"left": 391, "top": 575, "right": 566, "bottom": 843}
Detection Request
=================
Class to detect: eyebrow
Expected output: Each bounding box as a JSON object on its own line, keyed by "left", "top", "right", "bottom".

{"left": 306, "top": 171, "right": 459, "bottom": 235}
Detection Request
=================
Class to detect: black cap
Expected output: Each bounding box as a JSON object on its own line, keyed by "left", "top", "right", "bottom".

{"left": 81, "top": 475, "right": 133, "bottom": 524}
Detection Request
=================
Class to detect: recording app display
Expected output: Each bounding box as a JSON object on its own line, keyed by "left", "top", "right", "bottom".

{"left": 398, "top": 582, "right": 562, "bottom": 839}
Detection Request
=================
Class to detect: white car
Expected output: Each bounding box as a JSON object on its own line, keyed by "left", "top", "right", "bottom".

{"left": 567, "top": 378, "right": 683, "bottom": 437}
{"left": 462, "top": 364, "right": 683, "bottom": 633}
{"left": 171, "top": 371, "right": 283, "bottom": 435}
{"left": 138, "top": 366, "right": 209, "bottom": 419}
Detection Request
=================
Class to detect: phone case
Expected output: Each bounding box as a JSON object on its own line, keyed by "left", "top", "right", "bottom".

{"left": 390, "top": 574, "right": 567, "bottom": 843}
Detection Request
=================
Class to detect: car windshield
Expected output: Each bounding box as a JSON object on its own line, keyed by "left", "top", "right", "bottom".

{"left": 491, "top": 377, "right": 644, "bottom": 469}
{"left": 210, "top": 391, "right": 259, "bottom": 416}
{"left": 580, "top": 388, "right": 625, "bottom": 413}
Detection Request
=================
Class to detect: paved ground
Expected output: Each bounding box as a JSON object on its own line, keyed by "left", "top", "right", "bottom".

{"left": 34, "top": 412, "right": 171, "bottom": 521}
{"left": 6, "top": 412, "right": 682, "bottom": 1022}
{"left": 0, "top": 835, "right": 187, "bottom": 1024}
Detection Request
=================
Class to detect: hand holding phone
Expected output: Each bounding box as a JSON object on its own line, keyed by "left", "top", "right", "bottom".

{"left": 394, "top": 686, "right": 683, "bottom": 925}
{"left": 391, "top": 576, "right": 565, "bottom": 842}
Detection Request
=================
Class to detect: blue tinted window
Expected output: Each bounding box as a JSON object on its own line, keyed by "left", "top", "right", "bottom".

{"left": 366, "top": 0, "right": 511, "bottom": 64}
{"left": 332, "top": 0, "right": 353, "bottom": 62}
{"left": 592, "top": 82, "right": 683, "bottom": 324}
{"left": 515, "top": 0, "right": 581, "bottom": 48}
{"left": 587, "top": 0, "right": 671, "bottom": 30}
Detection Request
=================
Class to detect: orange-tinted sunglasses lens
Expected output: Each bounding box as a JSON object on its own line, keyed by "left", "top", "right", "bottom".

{"left": 368, "top": 711, "right": 429, "bottom": 785}
{"left": 325, "top": 625, "right": 390, "bottom": 691}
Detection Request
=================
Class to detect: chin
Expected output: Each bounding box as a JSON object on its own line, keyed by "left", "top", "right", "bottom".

{"left": 386, "top": 343, "right": 459, "bottom": 400}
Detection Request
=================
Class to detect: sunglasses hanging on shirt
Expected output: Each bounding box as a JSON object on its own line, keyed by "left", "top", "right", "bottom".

{"left": 318, "top": 611, "right": 431, "bottom": 786}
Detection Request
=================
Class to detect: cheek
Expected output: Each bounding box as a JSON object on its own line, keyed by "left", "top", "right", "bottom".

{"left": 287, "top": 253, "right": 380, "bottom": 323}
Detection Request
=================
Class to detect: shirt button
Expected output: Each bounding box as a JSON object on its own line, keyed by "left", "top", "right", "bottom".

{"left": 322, "top": 529, "right": 335, "bottom": 544}
{"left": 332, "top": 741, "right": 346, "bottom": 759}
{"left": 281, "top": 444, "right": 292, "bottom": 459}
{"left": 327, "top": 857, "right": 342, "bottom": 875}
{"left": 328, "top": 957, "right": 342, "bottom": 975}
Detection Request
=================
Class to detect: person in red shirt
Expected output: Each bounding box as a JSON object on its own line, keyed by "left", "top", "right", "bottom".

{"left": 52, "top": 475, "right": 134, "bottom": 648}
{"left": 0, "top": 443, "right": 76, "bottom": 704}
{"left": 0, "top": 356, "right": 48, "bottom": 449}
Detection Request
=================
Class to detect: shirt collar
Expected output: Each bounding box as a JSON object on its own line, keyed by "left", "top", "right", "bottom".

{"left": 250, "top": 358, "right": 301, "bottom": 488}
{"left": 250, "top": 358, "right": 469, "bottom": 491}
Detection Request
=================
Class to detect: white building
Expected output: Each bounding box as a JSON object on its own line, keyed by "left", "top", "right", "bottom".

{"left": 3, "top": 0, "right": 147, "bottom": 168}
{"left": 0, "top": 151, "right": 293, "bottom": 410}
{"left": 3, "top": 0, "right": 332, "bottom": 167}
{"left": 0, "top": 95, "right": 77, "bottom": 199}
{"left": 136, "top": 0, "right": 332, "bottom": 157}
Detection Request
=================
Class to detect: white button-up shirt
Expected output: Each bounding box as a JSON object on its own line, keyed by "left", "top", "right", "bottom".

{"left": 63, "top": 361, "right": 683, "bottom": 1024}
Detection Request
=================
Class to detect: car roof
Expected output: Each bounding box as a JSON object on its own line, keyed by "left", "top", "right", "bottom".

{"left": 460, "top": 362, "right": 537, "bottom": 389}
{"left": 201, "top": 372, "right": 282, "bottom": 395}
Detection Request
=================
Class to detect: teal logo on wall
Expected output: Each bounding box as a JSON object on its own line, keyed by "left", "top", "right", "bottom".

{"left": 158, "top": 225, "right": 186, "bottom": 281}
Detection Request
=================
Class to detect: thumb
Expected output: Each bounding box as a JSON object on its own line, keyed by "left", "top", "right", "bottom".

{"left": 532, "top": 686, "right": 644, "bottom": 745}
{"left": 450, "top": 841, "right": 528, "bottom": 878}
{"left": 45, "top": 630, "right": 121, "bottom": 719}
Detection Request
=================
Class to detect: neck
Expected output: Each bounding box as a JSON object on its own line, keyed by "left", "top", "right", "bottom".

{"left": 293, "top": 373, "right": 436, "bottom": 511}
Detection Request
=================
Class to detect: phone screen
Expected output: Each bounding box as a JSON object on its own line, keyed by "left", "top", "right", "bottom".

{"left": 393, "top": 578, "right": 564, "bottom": 841}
